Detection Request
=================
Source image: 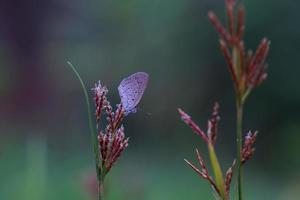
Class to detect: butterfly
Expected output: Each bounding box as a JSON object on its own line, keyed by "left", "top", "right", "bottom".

{"left": 118, "top": 72, "right": 149, "bottom": 115}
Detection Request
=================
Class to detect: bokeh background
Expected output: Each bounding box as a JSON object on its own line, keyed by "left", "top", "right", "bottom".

{"left": 0, "top": 0, "right": 299, "bottom": 199}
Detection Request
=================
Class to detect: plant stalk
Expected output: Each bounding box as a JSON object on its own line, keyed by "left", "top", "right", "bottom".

{"left": 67, "top": 62, "right": 99, "bottom": 171}
{"left": 99, "top": 180, "right": 104, "bottom": 200}
{"left": 236, "top": 100, "right": 244, "bottom": 200}
{"left": 232, "top": 39, "right": 244, "bottom": 200}
{"left": 67, "top": 61, "right": 103, "bottom": 198}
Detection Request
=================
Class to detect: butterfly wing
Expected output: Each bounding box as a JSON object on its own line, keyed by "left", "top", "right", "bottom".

{"left": 118, "top": 72, "right": 149, "bottom": 114}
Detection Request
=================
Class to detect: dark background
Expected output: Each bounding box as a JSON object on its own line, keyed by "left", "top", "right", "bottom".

{"left": 0, "top": 0, "right": 299, "bottom": 199}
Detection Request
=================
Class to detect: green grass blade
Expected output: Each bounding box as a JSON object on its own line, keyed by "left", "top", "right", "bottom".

{"left": 66, "top": 61, "right": 100, "bottom": 179}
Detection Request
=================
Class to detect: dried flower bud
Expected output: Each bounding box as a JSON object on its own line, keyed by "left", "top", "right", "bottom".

{"left": 207, "top": 102, "right": 220, "bottom": 145}
{"left": 93, "top": 81, "right": 108, "bottom": 122}
{"left": 220, "top": 40, "right": 240, "bottom": 89}
{"left": 226, "top": 1, "right": 235, "bottom": 35}
{"left": 178, "top": 108, "right": 208, "bottom": 143}
{"left": 237, "top": 6, "right": 245, "bottom": 39}
{"left": 209, "top": 1, "right": 270, "bottom": 102}
{"left": 93, "top": 82, "right": 128, "bottom": 178}
{"left": 208, "top": 11, "right": 232, "bottom": 43}
{"left": 225, "top": 160, "right": 236, "bottom": 195}
{"left": 245, "top": 38, "right": 270, "bottom": 89}
{"left": 98, "top": 126, "right": 129, "bottom": 175}
{"left": 241, "top": 131, "right": 258, "bottom": 164}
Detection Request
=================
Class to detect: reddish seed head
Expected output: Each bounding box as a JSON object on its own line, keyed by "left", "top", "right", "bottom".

{"left": 246, "top": 38, "right": 270, "bottom": 89}
{"left": 178, "top": 108, "right": 208, "bottom": 143}
{"left": 93, "top": 82, "right": 129, "bottom": 177}
{"left": 93, "top": 81, "right": 108, "bottom": 122}
{"left": 237, "top": 6, "right": 245, "bottom": 39}
{"left": 207, "top": 102, "right": 220, "bottom": 145}
{"left": 241, "top": 131, "right": 258, "bottom": 164}
{"left": 179, "top": 105, "right": 226, "bottom": 195}
{"left": 209, "top": 0, "right": 270, "bottom": 101}
{"left": 208, "top": 11, "right": 232, "bottom": 43}
{"left": 178, "top": 103, "right": 223, "bottom": 145}
{"left": 225, "top": 160, "right": 236, "bottom": 195}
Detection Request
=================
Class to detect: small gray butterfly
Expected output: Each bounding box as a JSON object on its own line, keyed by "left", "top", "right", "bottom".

{"left": 118, "top": 72, "right": 149, "bottom": 115}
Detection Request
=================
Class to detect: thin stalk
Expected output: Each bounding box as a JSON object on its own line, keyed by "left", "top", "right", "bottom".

{"left": 99, "top": 180, "right": 104, "bottom": 200}
{"left": 232, "top": 40, "right": 244, "bottom": 200}
{"left": 67, "top": 61, "right": 100, "bottom": 178}
{"left": 236, "top": 100, "right": 243, "bottom": 200}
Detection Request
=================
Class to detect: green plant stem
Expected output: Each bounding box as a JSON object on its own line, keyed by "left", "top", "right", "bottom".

{"left": 232, "top": 40, "right": 244, "bottom": 200}
{"left": 67, "top": 62, "right": 103, "bottom": 198}
{"left": 99, "top": 180, "right": 104, "bottom": 200}
{"left": 236, "top": 100, "right": 244, "bottom": 200}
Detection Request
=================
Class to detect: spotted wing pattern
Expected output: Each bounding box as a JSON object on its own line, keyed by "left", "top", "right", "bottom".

{"left": 118, "top": 72, "right": 149, "bottom": 114}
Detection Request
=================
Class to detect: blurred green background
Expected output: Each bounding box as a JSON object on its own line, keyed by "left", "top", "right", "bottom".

{"left": 0, "top": 0, "right": 299, "bottom": 199}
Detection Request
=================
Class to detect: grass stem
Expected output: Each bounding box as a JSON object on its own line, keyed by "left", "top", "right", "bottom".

{"left": 67, "top": 61, "right": 103, "bottom": 199}
{"left": 236, "top": 100, "right": 244, "bottom": 200}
